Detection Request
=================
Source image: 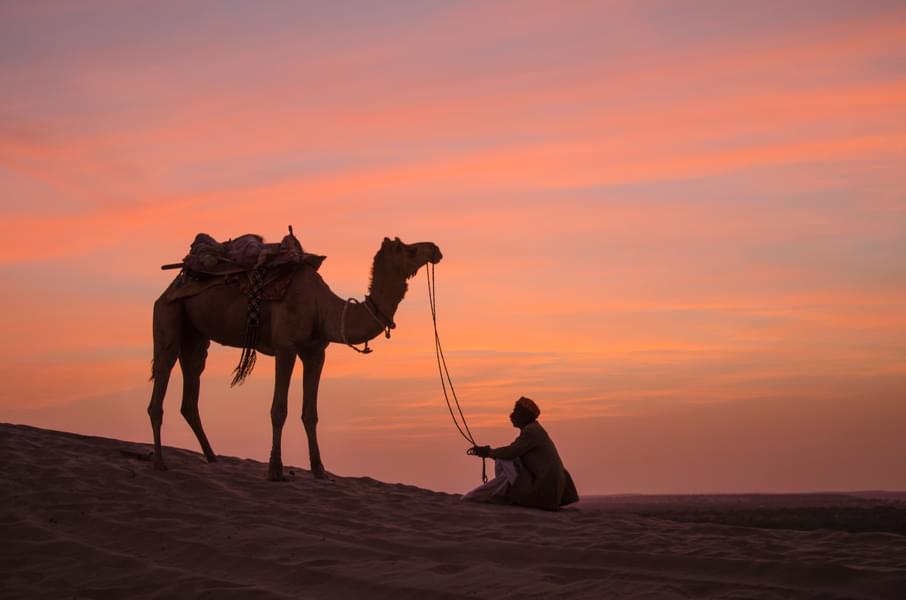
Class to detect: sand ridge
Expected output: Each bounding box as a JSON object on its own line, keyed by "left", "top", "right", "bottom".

{"left": 1, "top": 423, "right": 904, "bottom": 599}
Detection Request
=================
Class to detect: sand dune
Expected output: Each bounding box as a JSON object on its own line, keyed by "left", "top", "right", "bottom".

{"left": 2, "top": 423, "right": 904, "bottom": 599}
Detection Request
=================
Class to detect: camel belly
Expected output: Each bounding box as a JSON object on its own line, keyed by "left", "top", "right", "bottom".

{"left": 181, "top": 286, "right": 276, "bottom": 353}
{"left": 181, "top": 286, "right": 317, "bottom": 355}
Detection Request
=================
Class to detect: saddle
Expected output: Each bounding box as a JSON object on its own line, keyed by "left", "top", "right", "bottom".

{"left": 162, "top": 227, "right": 325, "bottom": 303}
{"left": 160, "top": 226, "right": 326, "bottom": 386}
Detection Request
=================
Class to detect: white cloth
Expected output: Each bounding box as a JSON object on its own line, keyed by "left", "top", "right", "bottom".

{"left": 462, "top": 459, "right": 521, "bottom": 503}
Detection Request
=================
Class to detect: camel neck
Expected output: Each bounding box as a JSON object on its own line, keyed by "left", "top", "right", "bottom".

{"left": 367, "top": 259, "right": 407, "bottom": 323}
{"left": 321, "top": 252, "right": 409, "bottom": 347}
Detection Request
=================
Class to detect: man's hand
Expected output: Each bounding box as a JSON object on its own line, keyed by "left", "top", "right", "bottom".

{"left": 467, "top": 445, "right": 491, "bottom": 458}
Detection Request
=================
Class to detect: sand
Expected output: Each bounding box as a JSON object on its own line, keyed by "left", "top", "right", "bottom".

{"left": 2, "top": 423, "right": 904, "bottom": 599}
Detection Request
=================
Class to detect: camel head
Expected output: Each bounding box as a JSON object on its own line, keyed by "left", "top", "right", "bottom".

{"left": 379, "top": 236, "right": 443, "bottom": 279}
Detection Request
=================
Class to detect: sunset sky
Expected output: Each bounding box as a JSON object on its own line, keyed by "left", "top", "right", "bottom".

{"left": 1, "top": 1, "right": 904, "bottom": 494}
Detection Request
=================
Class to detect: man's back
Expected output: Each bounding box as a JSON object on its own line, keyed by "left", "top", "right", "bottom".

{"left": 490, "top": 422, "right": 579, "bottom": 509}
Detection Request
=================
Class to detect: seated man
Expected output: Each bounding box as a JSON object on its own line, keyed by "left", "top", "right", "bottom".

{"left": 463, "top": 397, "right": 579, "bottom": 510}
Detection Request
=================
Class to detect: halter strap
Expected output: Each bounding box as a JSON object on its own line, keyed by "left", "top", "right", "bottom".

{"left": 364, "top": 295, "right": 395, "bottom": 338}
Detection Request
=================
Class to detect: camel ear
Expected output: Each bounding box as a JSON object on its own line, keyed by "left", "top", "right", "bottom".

{"left": 383, "top": 237, "right": 391, "bottom": 243}
{"left": 394, "top": 236, "right": 401, "bottom": 243}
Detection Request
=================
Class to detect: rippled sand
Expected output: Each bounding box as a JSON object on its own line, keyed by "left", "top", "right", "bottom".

{"left": 2, "top": 423, "right": 904, "bottom": 599}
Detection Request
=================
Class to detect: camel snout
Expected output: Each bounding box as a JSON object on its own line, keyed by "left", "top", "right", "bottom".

{"left": 431, "top": 246, "right": 443, "bottom": 264}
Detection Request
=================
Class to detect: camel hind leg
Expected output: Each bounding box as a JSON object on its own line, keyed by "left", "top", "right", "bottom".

{"left": 179, "top": 329, "right": 215, "bottom": 462}
{"left": 148, "top": 297, "right": 182, "bottom": 470}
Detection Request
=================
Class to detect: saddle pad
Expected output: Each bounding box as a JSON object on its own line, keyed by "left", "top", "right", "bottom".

{"left": 164, "top": 265, "right": 301, "bottom": 303}
{"left": 163, "top": 275, "right": 229, "bottom": 302}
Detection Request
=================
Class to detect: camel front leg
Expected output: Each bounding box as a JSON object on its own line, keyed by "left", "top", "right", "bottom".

{"left": 268, "top": 349, "right": 296, "bottom": 481}
{"left": 301, "top": 346, "right": 328, "bottom": 479}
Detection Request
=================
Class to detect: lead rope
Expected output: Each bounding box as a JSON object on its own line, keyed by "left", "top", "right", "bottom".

{"left": 427, "top": 263, "right": 487, "bottom": 483}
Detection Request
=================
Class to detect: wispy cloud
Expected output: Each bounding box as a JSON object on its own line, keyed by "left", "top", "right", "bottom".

{"left": 1, "top": 0, "right": 904, "bottom": 492}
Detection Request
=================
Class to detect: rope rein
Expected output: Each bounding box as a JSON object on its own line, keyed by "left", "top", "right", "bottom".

{"left": 339, "top": 262, "right": 488, "bottom": 483}
{"left": 427, "top": 263, "right": 488, "bottom": 483}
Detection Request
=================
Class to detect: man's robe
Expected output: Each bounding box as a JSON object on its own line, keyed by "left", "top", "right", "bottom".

{"left": 488, "top": 421, "right": 579, "bottom": 510}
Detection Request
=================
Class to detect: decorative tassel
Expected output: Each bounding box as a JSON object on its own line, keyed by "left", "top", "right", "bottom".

{"left": 231, "top": 267, "right": 265, "bottom": 386}
{"left": 231, "top": 345, "right": 257, "bottom": 387}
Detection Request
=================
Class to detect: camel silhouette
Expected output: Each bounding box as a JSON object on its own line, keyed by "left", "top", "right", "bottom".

{"left": 148, "top": 236, "right": 442, "bottom": 480}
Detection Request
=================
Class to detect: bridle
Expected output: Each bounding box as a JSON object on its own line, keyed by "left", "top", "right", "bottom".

{"left": 341, "top": 295, "right": 395, "bottom": 354}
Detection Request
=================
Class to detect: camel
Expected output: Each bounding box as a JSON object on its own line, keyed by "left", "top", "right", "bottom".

{"left": 148, "top": 236, "right": 442, "bottom": 480}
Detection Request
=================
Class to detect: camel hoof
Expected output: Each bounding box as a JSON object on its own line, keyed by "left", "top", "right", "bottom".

{"left": 152, "top": 460, "right": 168, "bottom": 471}
{"left": 312, "top": 466, "right": 332, "bottom": 481}
{"left": 267, "top": 461, "right": 287, "bottom": 482}
{"left": 205, "top": 454, "right": 218, "bottom": 464}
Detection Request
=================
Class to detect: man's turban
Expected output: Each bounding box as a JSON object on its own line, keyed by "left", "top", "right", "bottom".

{"left": 516, "top": 396, "right": 540, "bottom": 418}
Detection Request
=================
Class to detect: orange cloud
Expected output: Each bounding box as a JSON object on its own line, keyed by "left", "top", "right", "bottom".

{"left": 2, "top": 1, "right": 905, "bottom": 493}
